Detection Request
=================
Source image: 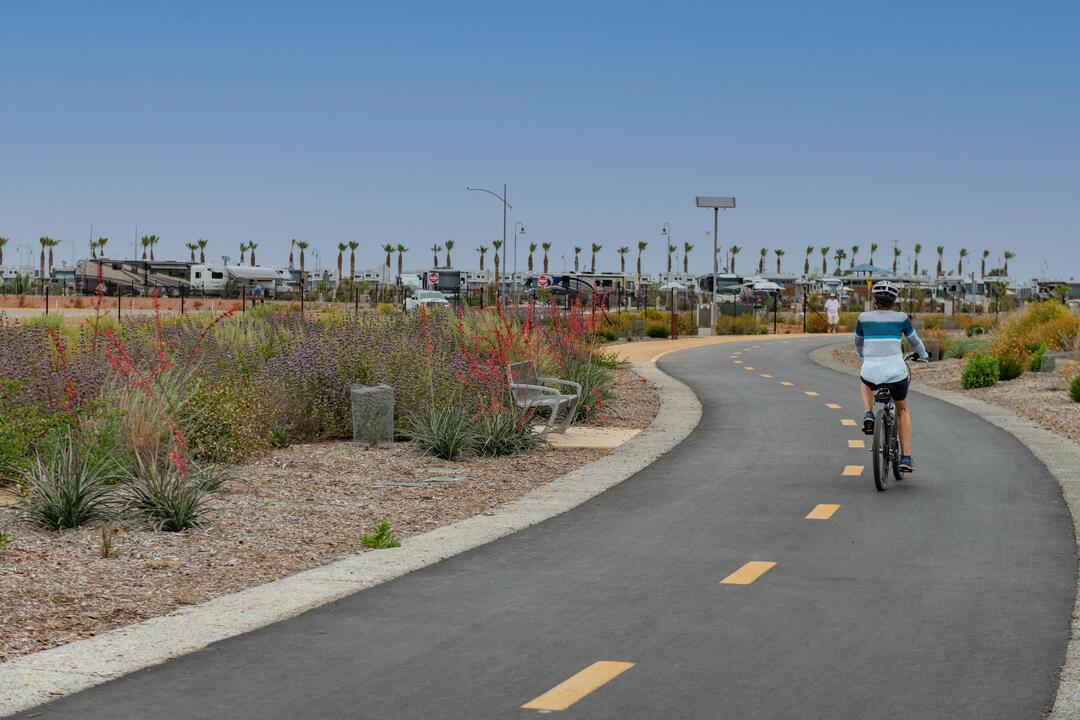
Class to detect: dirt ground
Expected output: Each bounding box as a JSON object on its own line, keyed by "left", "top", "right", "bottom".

{"left": 0, "top": 367, "right": 659, "bottom": 662}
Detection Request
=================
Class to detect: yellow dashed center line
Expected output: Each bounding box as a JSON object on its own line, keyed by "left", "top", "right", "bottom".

{"left": 778, "top": 381, "right": 794, "bottom": 386}
{"left": 734, "top": 360, "right": 743, "bottom": 364}
{"left": 848, "top": 439, "right": 866, "bottom": 448}
{"left": 806, "top": 504, "right": 840, "bottom": 520}
{"left": 840, "top": 418, "right": 857, "bottom": 426}
{"left": 825, "top": 403, "right": 842, "bottom": 409}
{"left": 522, "top": 661, "right": 635, "bottom": 711}
{"left": 720, "top": 561, "right": 777, "bottom": 585}
{"left": 744, "top": 366, "right": 755, "bottom": 371}
{"left": 804, "top": 391, "right": 819, "bottom": 396}
{"left": 760, "top": 373, "right": 773, "bottom": 378}
{"left": 842, "top": 465, "right": 864, "bottom": 476}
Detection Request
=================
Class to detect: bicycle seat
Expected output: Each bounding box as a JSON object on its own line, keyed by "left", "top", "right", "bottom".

{"left": 874, "top": 388, "right": 892, "bottom": 403}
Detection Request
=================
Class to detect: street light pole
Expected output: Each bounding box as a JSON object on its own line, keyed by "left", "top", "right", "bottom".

{"left": 513, "top": 221, "right": 525, "bottom": 305}
{"left": 466, "top": 185, "right": 512, "bottom": 302}
{"left": 695, "top": 196, "right": 736, "bottom": 331}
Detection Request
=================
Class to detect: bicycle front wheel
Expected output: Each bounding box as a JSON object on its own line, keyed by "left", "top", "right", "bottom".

{"left": 872, "top": 409, "right": 889, "bottom": 492}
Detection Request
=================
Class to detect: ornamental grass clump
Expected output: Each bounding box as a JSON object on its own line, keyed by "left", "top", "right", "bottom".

{"left": 123, "top": 453, "right": 211, "bottom": 532}
{"left": 17, "top": 432, "right": 118, "bottom": 530}
{"left": 996, "top": 353, "right": 1024, "bottom": 381}
{"left": 406, "top": 406, "right": 476, "bottom": 461}
{"left": 1070, "top": 375, "right": 1080, "bottom": 403}
{"left": 361, "top": 520, "right": 400, "bottom": 549}
{"left": 471, "top": 407, "right": 543, "bottom": 457}
{"left": 961, "top": 353, "right": 1000, "bottom": 389}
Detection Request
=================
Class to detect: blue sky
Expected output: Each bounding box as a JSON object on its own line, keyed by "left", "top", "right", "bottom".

{"left": 1, "top": 1, "right": 1077, "bottom": 279}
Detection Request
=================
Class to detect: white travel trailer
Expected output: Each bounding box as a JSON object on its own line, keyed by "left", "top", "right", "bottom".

{"left": 189, "top": 265, "right": 286, "bottom": 296}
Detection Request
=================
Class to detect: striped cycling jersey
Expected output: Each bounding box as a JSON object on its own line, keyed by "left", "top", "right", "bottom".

{"left": 854, "top": 310, "right": 928, "bottom": 384}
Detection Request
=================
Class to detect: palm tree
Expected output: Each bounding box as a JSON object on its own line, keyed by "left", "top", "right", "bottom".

{"left": 617, "top": 246, "right": 629, "bottom": 273}
{"left": 444, "top": 240, "right": 454, "bottom": 268}
{"left": 0, "top": 236, "right": 7, "bottom": 266}
{"left": 396, "top": 244, "right": 407, "bottom": 277}
{"left": 337, "top": 242, "right": 347, "bottom": 284}
{"left": 804, "top": 245, "right": 814, "bottom": 275}
{"left": 730, "top": 246, "right": 742, "bottom": 274}
{"left": 185, "top": 242, "right": 198, "bottom": 262}
{"left": 141, "top": 235, "right": 152, "bottom": 260}
{"left": 238, "top": 242, "right": 247, "bottom": 265}
{"left": 758, "top": 247, "right": 767, "bottom": 274}
{"left": 147, "top": 235, "right": 159, "bottom": 261}
{"left": 1003, "top": 250, "right": 1014, "bottom": 276}
{"left": 492, "top": 240, "right": 503, "bottom": 289}
{"left": 666, "top": 244, "right": 676, "bottom": 273}
{"left": 819, "top": 246, "right": 830, "bottom": 275}
{"left": 297, "top": 241, "right": 310, "bottom": 274}
{"left": 197, "top": 238, "right": 207, "bottom": 264}
{"left": 958, "top": 248, "right": 969, "bottom": 276}
{"left": 348, "top": 241, "right": 358, "bottom": 285}
{"left": 527, "top": 242, "right": 537, "bottom": 272}
{"left": 913, "top": 244, "right": 923, "bottom": 275}
{"left": 683, "top": 243, "right": 694, "bottom": 274}
{"left": 477, "top": 245, "right": 488, "bottom": 272}
{"left": 542, "top": 242, "right": 552, "bottom": 274}
{"left": 892, "top": 246, "right": 901, "bottom": 274}
{"left": 936, "top": 245, "right": 945, "bottom": 277}
{"left": 289, "top": 238, "right": 296, "bottom": 268}
{"left": 89, "top": 238, "right": 98, "bottom": 259}
{"left": 382, "top": 243, "right": 394, "bottom": 271}
{"left": 636, "top": 241, "right": 647, "bottom": 282}
{"left": 869, "top": 242, "right": 879, "bottom": 267}
{"left": 980, "top": 249, "right": 990, "bottom": 277}
{"left": 248, "top": 242, "right": 258, "bottom": 267}
{"left": 39, "top": 236, "right": 50, "bottom": 290}
{"left": 47, "top": 238, "right": 59, "bottom": 275}
{"left": 573, "top": 246, "right": 582, "bottom": 273}
{"left": 850, "top": 244, "right": 859, "bottom": 269}
{"left": 774, "top": 248, "right": 785, "bottom": 273}
{"left": 431, "top": 243, "right": 442, "bottom": 268}
{"left": 590, "top": 243, "right": 602, "bottom": 273}
{"left": 835, "top": 248, "right": 847, "bottom": 274}
{"left": 97, "top": 237, "right": 109, "bottom": 259}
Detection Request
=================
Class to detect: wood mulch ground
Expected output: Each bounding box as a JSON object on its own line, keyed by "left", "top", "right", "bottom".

{"left": 832, "top": 345, "right": 1080, "bottom": 444}
{"left": 0, "top": 367, "right": 659, "bottom": 662}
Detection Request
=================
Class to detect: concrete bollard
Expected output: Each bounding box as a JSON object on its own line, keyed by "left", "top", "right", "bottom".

{"left": 351, "top": 384, "right": 395, "bottom": 445}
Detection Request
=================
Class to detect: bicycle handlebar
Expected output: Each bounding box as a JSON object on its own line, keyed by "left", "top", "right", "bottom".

{"left": 904, "top": 352, "right": 929, "bottom": 363}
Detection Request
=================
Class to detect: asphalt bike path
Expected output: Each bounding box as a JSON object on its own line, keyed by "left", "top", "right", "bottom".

{"left": 15, "top": 337, "right": 1075, "bottom": 719}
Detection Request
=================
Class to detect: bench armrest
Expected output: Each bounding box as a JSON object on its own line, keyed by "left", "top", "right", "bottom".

{"left": 538, "top": 377, "right": 582, "bottom": 395}
{"left": 510, "top": 383, "right": 565, "bottom": 396}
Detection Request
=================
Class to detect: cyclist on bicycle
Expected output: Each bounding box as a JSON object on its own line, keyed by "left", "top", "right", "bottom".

{"left": 855, "top": 280, "right": 929, "bottom": 473}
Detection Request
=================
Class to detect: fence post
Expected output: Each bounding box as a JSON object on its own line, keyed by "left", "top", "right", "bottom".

{"left": 299, "top": 284, "right": 304, "bottom": 315}
{"left": 117, "top": 284, "right": 122, "bottom": 321}
{"left": 44, "top": 285, "right": 49, "bottom": 316}
{"left": 241, "top": 286, "right": 246, "bottom": 313}
{"left": 180, "top": 286, "right": 185, "bottom": 316}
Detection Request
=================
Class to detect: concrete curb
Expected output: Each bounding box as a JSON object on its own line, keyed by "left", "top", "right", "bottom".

{"left": 809, "top": 343, "right": 1080, "bottom": 720}
{"left": 0, "top": 361, "right": 702, "bottom": 716}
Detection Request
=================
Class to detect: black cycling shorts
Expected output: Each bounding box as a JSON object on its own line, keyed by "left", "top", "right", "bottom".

{"left": 861, "top": 375, "right": 910, "bottom": 402}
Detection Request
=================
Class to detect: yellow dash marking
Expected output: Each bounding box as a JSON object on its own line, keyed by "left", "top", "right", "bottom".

{"left": 720, "top": 561, "right": 777, "bottom": 585}
{"left": 733, "top": 360, "right": 743, "bottom": 364}
{"left": 825, "top": 403, "right": 842, "bottom": 409}
{"left": 760, "top": 373, "right": 773, "bottom": 378}
{"left": 804, "top": 391, "right": 819, "bottom": 396}
{"left": 743, "top": 366, "right": 754, "bottom": 371}
{"left": 806, "top": 503, "right": 840, "bottom": 520}
{"left": 842, "top": 465, "right": 864, "bottom": 476}
{"left": 522, "top": 661, "right": 635, "bottom": 711}
{"left": 779, "top": 381, "right": 794, "bottom": 386}
{"left": 848, "top": 439, "right": 865, "bottom": 448}
{"left": 840, "top": 418, "right": 857, "bottom": 426}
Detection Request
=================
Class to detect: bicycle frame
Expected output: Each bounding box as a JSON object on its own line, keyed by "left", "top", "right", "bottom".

{"left": 872, "top": 388, "right": 902, "bottom": 491}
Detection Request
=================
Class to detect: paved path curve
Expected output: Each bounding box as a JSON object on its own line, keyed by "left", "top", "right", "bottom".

{"left": 15, "top": 337, "right": 1075, "bottom": 719}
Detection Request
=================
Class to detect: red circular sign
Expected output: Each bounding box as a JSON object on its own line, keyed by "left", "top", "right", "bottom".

{"left": 537, "top": 274, "right": 550, "bottom": 287}
{"left": 427, "top": 271, "right": 440, "bottom": 284}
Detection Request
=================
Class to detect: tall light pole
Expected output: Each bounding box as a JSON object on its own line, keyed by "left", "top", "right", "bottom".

{"left": 695, "top": 196, "right": 736, "bottom": 329}
{"left": 467, "top": 185, "right": 510, "bottom": 301}
{"left": 513, "top": 221, "right": 526, "bottom": 303}
{"left": 661, "top": 223, "right": 671, "bottom": 278}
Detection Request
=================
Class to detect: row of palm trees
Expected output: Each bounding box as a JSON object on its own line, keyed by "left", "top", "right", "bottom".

{"left": 791, "top": 244, "right": 1015, "bottom": 278}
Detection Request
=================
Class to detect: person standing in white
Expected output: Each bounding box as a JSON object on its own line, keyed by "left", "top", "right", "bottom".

{"left": 824, "top": 292, "right": 841, "bottom": 333}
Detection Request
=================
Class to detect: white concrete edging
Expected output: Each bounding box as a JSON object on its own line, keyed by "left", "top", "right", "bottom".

{"left": 810, "top": 343, "right": 1080, "bottom": 720}
{"left": 0, "top": 360, "right": 701, "bottom": 716}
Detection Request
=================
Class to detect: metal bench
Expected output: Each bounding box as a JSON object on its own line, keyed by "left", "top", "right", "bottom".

{"left": 507, "top": 361, "right": 582, "bottom": 436}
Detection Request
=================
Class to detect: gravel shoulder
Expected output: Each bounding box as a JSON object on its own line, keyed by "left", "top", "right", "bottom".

{"left": 831, "top": 345, "right": 1080, "bottom": 444}
{"left": 0, "top": 367, "right": 659, "bottom": 663}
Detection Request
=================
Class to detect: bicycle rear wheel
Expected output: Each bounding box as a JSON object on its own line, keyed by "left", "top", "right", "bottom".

{"left": 872, "top": 409, "right": 889, "bottom": 491}
{"left": 891, "top": 424, "right": 903, "bottom": 481}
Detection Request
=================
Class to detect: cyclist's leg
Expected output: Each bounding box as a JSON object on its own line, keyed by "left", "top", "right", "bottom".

{"left": 859, "top": 379, "right": 874, "bottom": 413}
{"left": 896, "top": 398, "right": 912, "bottom": 455}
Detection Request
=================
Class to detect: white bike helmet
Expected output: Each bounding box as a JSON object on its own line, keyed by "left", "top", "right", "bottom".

{"left": 871, "top": 280, "right": 900, "bottom": 301}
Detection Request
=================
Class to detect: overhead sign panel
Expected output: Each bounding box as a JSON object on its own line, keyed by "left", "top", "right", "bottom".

{"left": 696, "top": 196, "right": 736, "bottom": 208}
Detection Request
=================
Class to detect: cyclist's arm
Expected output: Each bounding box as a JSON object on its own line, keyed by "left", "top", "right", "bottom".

{"left": 902, "top": 317, "right": 929, "bottom": 359}
{"left": 854, "top": 318, "right": 865, "bottom": 358}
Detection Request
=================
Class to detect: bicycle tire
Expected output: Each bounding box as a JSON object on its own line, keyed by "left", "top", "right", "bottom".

{"left": 872, "top": 409, "right": 888, "bottom": 491}
{"left": 891, "top": 422, "right": 903, "bottom": 482}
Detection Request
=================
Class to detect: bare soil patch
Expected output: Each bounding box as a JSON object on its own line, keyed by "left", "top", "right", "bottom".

{"left": 0, "top": 367, "right": 657, "bottom": 662}
{"left": 831, "top": 345, "right": 1080, "bottom": 444}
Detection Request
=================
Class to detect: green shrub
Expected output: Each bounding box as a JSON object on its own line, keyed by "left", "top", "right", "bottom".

{"left": 1028, "top": 344, "right": 1049, "bottom": 372}
{"left": 361, "top": 520, "right": 401, "bottom": 549}
{"left": 967, "top": 324, "right": 986, "bottom": 337}
{"left": 1070, "top": 375, "right": 1080, "bottom": 403}
{"left": 565, "top": 358, "right": 613, "bottom": 422}
{"left": 961, "top": 354, "right": 1000, "bottom": 389}
{"left": 596, "top": 328, "right": 618, "bottom": 342}
{"left": 997, "top": 354, "right": 1024, "bottom": 381}
{"left": 405, "top": 406, "right": 475, "bottom": 460}
{"left": 472, "top": 408, "right": 543, "bottom": 457}
{"left": 123, "top": 454, "right": 212, "bottom": 531}
{"left": 645, "top": 324, "right": 670, "bottom": 339}
{"left": 945, "top": 338, "right": 989, "bottom": 359}
{"left": 185, "top": 377, "right": 267, "bottom": 463}
{"left": 0, "top": 530, "right": 11, "bottom": 549}
{"left": 17, "top": 433, "right": 118, "bottom": 530}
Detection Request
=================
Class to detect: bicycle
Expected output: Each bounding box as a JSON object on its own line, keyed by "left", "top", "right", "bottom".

{"left": 871, "top": 352, "right": 926, "bottom": 492}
